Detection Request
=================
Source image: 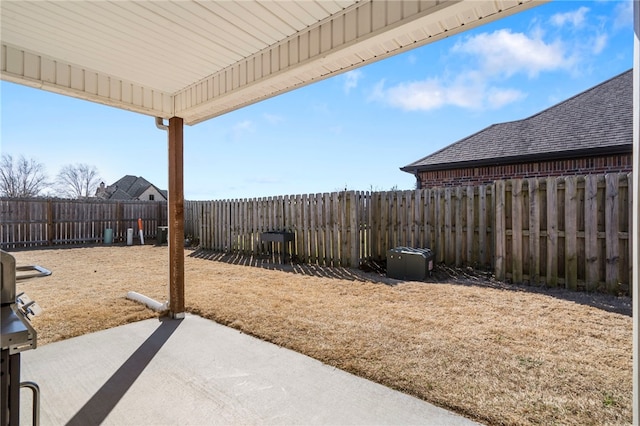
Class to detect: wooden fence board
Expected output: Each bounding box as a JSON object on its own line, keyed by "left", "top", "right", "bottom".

{"left": 528, "top": 178, "right": 541, "bottom": 284}
{"left": 512, "top": 179, "right": 523, "bottom": 283}
{"left": 478, "top": 185, "right": 487, "bottom": 266}
{"left": 424, "top": 188, "right": 434, "bottom": 252}
{"left": 494, "top": 180, "right": 506, "bottom": 281}
{"left": 546, "top": 178, "right": 559, "bottom": 287}
{"left": 605, "top": 174, "right": 620, "bottom": 293}
{"left": 444, "top": 188, "right": 453, "bottom": 264}
{"left": 585, "top": 175, "right": 599, "bottom": 290}
{"left": 466, "top": 186, "right": 474, "bottom": 265}
{"left": 413, "top": 189, "right": 421, "bottom": 248}
{"left": 564, "top": 176, "right": 578, "bottom": 290}
{"left": 349, "top": 191, "right": 358, "bottom": 267}
{"left": 454, "top": 187, "right": 463, "bottom": 267}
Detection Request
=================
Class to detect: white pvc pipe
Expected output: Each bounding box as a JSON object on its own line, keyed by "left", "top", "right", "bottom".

{"left": 126, "top": 291, "right": 168, "bottom": 313}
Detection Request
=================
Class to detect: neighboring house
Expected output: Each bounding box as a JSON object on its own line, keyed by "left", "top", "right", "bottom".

{"left": 401, "top": 69, "right": 633, "bottom": 188}
{"left": 95, "top": 175, "right": 167, "bottom": 201}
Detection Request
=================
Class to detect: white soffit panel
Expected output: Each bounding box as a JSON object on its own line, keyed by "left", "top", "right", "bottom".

{"left": 0, "top": 0, "right": 544, "bottom": 125}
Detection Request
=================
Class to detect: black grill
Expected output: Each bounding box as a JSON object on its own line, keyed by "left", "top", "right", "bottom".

{"left": 1, "top": 250, "right": 50, "bottom": 426}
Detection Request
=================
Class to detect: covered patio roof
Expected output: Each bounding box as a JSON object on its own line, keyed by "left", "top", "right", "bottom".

{"left": 2, "top": 0, "right": 542, "bottom": 125}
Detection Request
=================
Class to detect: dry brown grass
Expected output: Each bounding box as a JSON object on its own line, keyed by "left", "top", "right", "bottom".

{"left": 10, "top": 245, "right": 631, "bottom": 425}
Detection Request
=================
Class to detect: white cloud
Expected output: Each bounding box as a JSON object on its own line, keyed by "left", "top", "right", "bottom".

{"left": 343, "top": 70, "right": 363, "bottom": 94}
{"left": 233, "top": 120, "right": 253, "bottom": 131}
{"left": 263, "top": 113, "right": 284, "bottom": 125}
{"left": 486, "top": 88, "right": 527, "bottom": 109}
{"left": 373, "top": 73, "right": 524, "bottom": 112}
{"left": 549, "top": 6, "right": 590, "bottom": 28}
{"left": 367, "top": 6, "right": 610, "bottom": 114}
{"left": 383, "top": 79, "right": 446, "bottom": 111}
{"left": 591, "top": 33, "right": 608, "bottom": 54}
{"left": 613, "top": 0, "right": 633, "bottom": 29}
{"left": 453, "top": 29, "right": 573, "bottom": 78}
{"left": 231, "top": 120, "right": 254, "bottom": 139}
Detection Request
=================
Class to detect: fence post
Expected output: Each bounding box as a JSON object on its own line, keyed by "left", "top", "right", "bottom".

{"left": 47, "top": 198, "right": 54, "bottom": 246}
{"left": 494, "top": 180, "right": 506, "bottom": 281}
{"left": 529, "top": 178, "right": 541, "bottom": 284}
{"left": 585, "top": 174, "right": 599, "bottom": 291}
{"left": 511, "top": 179, "right": 523, "bottom": 284}
{"left": 466, "top": 186, "right": 474, "bottom": 266}
{"left": 478, "top": 186, "right": 486, "bottom": 266}
{"left": 546, "top": 177, "right": 559, "bottom": 287}
{"left": 349, "top": 191, "right": 359, "bottom": 267}
{"left": 564, "top": 176, "right": 578, "bottom": 290}
{"left": 605, "top": 173, "right": 620, "bottom": 293}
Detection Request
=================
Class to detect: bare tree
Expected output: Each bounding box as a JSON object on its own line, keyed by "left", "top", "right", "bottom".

{"left": 56, "top": 163, "right": 102, "bottom": 198}
{"left": 0, "top": 154, "right": 50, "bottom": 197}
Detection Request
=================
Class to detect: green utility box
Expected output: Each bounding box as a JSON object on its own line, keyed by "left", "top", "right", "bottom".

{"left": 156, "top": 226, "right": 168, "bottom": 245}
{"left": 386, "top": 247, "right": 435, "bottom": 281}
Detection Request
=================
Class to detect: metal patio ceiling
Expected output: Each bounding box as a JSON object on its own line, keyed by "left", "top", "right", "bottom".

{"left": 1, "top": 0, "right": 542, "bottom": 125}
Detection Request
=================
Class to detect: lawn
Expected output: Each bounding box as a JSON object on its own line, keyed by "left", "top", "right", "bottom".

{"left": 11, "top": 245, "right": 632, "bottom": 425}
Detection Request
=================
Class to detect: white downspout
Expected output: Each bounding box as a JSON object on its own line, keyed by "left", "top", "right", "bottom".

{"left": 155, "top": 117, "right": 168, "bottom": 131}
{"left": 122, "top": 117, "right": 173, "bottom": 315}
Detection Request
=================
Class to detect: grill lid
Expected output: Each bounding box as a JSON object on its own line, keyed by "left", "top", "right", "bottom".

{"left": 1, "top": 250, "right": 50, "bottom": 354}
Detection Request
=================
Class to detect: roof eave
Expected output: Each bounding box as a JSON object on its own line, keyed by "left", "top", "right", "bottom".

{"left": 400, "top": 144, "right": 633, "bottom": 174}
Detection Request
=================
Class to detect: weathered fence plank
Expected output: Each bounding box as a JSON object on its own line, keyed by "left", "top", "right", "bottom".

{"left": 585, "top": 174, "right": 599, "bottom": 290}
{"left": 466, "top": 186, "right": 474, "bottom": 266}
{"left": 494, "top": 180, "right": 506, "bottom": 281}
{"left": 512, "top": 179, "right": 523, "bottom": 283}
{"left": 564, "top": 176, "right": 578, "bottom": 290}
{"left": 478, "top": 185, "right": 487, "bottom": 266}
{"left": 605, "top": 174, "right": 620, "bottom": 293}
{"left": 546, "top": 177, "right": 559, "bottom": 287}
{"left": 528, "top": 178, "right": 541, "bottom": 284}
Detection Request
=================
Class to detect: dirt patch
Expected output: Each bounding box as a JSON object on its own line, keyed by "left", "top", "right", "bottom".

{"left": 9, "top": 245, "right": 632, "bottom": 425}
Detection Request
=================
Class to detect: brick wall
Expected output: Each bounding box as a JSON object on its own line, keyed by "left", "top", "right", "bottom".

{"left": 416, "top": 153, "right": 633, "bottom": 188}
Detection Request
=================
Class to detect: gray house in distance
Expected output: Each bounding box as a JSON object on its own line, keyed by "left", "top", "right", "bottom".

{"left": 96, "top": 175, "right": 167, "bottom": 201}
{"left": 401, "top": 69, "right": 633, "bottom": 188}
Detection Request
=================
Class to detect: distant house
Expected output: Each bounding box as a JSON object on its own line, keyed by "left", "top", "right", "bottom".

{"left": 401, "top": 69, "right": 633, "bottom": 188}
{"left": 96, "top": 175, "right": 167, "bottom": 201}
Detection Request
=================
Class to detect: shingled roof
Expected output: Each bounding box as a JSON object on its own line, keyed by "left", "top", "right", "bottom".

{"left": 401, "top": 69, "right": 633, "bottom": 173}
{"left": 97, "top": 175, "right": 167, "bottom": 200}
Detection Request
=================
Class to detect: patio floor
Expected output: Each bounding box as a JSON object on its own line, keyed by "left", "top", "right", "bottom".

{"left": 19, "top": 314, "right": 480, "bottom": 425}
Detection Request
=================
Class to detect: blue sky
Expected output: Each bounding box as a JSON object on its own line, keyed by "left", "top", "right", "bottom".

{"left": 0, "top": 0, "right": 634, "bottom": 200}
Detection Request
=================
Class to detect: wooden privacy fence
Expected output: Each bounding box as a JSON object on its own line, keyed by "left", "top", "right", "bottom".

{"left": 495, "top": 173, "right": 632, "bottom": 295}
{"left": 0, "top": 198, "right": 168, "bottom": 248}
{"left": 185, "top": 172, "right": 633, "bottom": 294}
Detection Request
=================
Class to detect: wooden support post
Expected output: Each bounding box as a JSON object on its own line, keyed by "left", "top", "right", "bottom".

{"left": 168, "top": 116, "right": 185, "bottom": 318}
{"left": 631, "top": 1, "right": 639, "bottom": 421}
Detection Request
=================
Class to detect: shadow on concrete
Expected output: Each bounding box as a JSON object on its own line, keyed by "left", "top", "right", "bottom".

{"left": 65, "top": 318, "right": 182, "bottom": 426}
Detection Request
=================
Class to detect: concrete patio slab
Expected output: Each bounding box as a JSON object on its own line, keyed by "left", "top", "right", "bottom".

{"left": 19, "top": 314, "right": 480, "bottom": 425}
